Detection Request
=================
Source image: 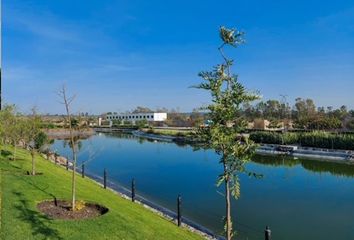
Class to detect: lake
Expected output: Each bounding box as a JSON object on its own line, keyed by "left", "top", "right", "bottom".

{"left": 51, "top": 133, "right": 354, "bottom": 240}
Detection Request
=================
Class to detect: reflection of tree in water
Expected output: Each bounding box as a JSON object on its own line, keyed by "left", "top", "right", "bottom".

{"left": 252, "top": 154, "right": 354, "bottom": 178}
{"left": 252, "top": 155, "right": 300, "bottom": 167}
{"left": 105, "top": 132, "right": 139, "bottom": 140}
{"left": 106, "top": 132, "right": 190, "bottom": 148}
{"left": 301, "top": 160, "right": 354, "bottom": 178}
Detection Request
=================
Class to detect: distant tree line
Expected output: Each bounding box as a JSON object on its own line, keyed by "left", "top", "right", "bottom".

{"left": 122, "top": 101, "right": 354, "bottom": 131}
{"left": 242, "top": 98, "right": 354, "bottom": 131}
{"left": 108, "top": 106, "right": 207, "bottom": 128}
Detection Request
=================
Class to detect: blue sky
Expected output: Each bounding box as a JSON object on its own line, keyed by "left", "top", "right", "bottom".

{"left": 3, "top": 0, "right": 354, "bottom": 114}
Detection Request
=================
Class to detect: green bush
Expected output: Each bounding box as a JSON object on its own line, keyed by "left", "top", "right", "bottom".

{"left": 41, "top": 123, "right": 56, "bottom": 129}
{"left": 347, "top": 119, "right": 354, "bottom": 131}
{"left": 249, "top": 131, "right": 354, "bottom": 150}
{"left": 136, "top": 120, "right": 148, "bottom": 129}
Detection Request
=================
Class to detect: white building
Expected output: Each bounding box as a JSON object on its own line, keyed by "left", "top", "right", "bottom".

{"left": 106, "top": 112, "right": 167, "bottom": 122}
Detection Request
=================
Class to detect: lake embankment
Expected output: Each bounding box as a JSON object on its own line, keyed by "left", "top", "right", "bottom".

{"left": 256, "top": 144, "right": 354, "bottom": 162}
{"left": 45, "top": 128, "right": 96, "bottom": 139}
{"left": 129, "top": 130, "right": 354, "bottom": 163}
{"left": 88, "top": 128, "right": 354, "bottom": 163}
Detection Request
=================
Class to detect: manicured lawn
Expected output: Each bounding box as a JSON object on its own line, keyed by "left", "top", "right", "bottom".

{"left": 0, "top": 146, "right": 203, "bottom": 240}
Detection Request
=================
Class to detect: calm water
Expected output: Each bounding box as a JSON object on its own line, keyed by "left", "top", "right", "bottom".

{"left": 52, "top": 133, "right": 354, "bottom": 240}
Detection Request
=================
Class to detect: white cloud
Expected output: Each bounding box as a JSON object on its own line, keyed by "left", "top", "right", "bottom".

{"left": 5, "top": 3, "right": 83, "bottom": 43}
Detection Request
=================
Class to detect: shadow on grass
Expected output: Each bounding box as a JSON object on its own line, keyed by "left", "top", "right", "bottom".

{"left": 1, "top": 149, "right": 13, "bottom": 158}
{"left": 13, "top": 191, "right": 63, "bottom": 240}
{"left": 0, "top": 160, "right": 24, "bottom": 176}
{"left": 7, "top": 158, "right": 59, "bottom": 205}
{"left": 18, "top": 176, "right": 58, "bottom": 202}
{"left": 1, "top": 161, "right": 33, "bottom": 177}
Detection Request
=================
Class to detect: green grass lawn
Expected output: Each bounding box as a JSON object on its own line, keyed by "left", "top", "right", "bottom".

{"left": 0, "top": 146, "right": 204, "bottom": 240}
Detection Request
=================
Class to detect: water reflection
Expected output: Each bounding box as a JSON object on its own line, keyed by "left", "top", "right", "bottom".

{"left": 107, "top": 132, "right": 354, "bottom": 178}
{"left": 51, "top": 132, "right": 354, "bottom": 240}
{"left": 252, "top": 154, "right": 354, "bottom": 178}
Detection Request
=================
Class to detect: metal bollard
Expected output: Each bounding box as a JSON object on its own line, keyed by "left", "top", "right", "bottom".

{"left": 103, "top": 169, "right": 107, "bottom": 189}
{"left": 131, "top": 178, "right": 136, "bottom": 202}
{"left": 177, "top": 195, "right": 182, "bottom": 227}
{"left": 66, "top": 159, "right": 69, "bottom": 170}
{"left": 265, "top": 226, "right": 271, "bottom": 240}
{"left": 82, "top": 164, "right": 85, "bottom": 178}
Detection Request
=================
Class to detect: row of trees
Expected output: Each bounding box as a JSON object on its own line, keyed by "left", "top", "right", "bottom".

{"left": 0, "top": 105, "right": 48, "bottom": 175}
{"left": 0, "top": 87, "right": 88, "bottom": 212}
{"left": 242, "top": 98, "right": 354, "bottom": 130}
{"left": 110, "top": 99, "right": 354, "bottom": 130}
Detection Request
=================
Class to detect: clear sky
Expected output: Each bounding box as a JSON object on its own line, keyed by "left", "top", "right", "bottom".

{"left": 3, "top": 0, "right": 354, "bottom": 114}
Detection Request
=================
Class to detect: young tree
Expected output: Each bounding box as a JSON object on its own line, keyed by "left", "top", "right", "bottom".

{"left": 8, "top": 108, "right": 25, "bottom": 160}
{"left": 58, "top": 86, "right": 80, "bottom": 211}
{"left": 194, "top": 27, "right": 260, "bottom": 239}
{"left": 293, "top": 98, "right": 317, "bottom": 129}
{"left": 25, "top": 108, "right": 48, "bottom": 175}
{"left": 136, "top": 119, "right": 148, "bottom": 129}
{"left": 0, "top": 105, "right": 16, "bottom": 147}
{"left": 190, "top": 109, "right": 205, "bottom": 127}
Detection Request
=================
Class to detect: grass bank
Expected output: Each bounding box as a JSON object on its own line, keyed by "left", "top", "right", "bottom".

{"left": 0, "top": 146, "right": 203, "bottom": 240}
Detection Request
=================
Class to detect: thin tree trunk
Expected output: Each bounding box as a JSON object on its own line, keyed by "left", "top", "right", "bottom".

{"left": 60, "top": 86, "right": 77, "bottom": 211}
{"left": 13, "top": 145, "right": 17, "bottom": 160}
{"left": 223, "top": 157, "right": 232, "bottom": 240}
{"left": 225, "top": 178, "right": 232, "bottom": 240}
{"left": 71, "top": 149, "right": 76, "bottom": 210}
{"left": 31, "top": 151, "right": 35, "bottom": 175}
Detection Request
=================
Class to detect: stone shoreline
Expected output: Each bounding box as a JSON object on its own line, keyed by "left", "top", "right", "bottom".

{"left": 44, "top": 128, "right": 96, "bottom": 139}
{"left": 257, "top": 144, "right": 354, "bottom": 162}
{"left": 130, "top": 130, "right": 354, "bottom": 164}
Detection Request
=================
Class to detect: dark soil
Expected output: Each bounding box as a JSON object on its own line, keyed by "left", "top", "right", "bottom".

{"left": 37, "top": 200, "right": 108, "bottom": 220}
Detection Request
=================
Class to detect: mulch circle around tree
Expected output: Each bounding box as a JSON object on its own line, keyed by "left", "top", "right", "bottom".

{"left": 37, "top": 200, "right": 109, "bottom": 220}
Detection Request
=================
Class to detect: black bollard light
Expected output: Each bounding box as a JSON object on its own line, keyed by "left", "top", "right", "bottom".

{"left": 265, "top": 226, "right": 271, "bottom": 240}
{"left": 177, "top": 195, "right": 182, "bottom": 227}
{"left": 103, "top": 169, "right": 107, "bottom": 189}
{"left": 66, "top": 159, "right": 69, "bottom": 170}
{"left": 131, "top": 178, "right": 136, "bottom": 202}
{"left": 82, "top": 164, "right": 85, "bottom": 178}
